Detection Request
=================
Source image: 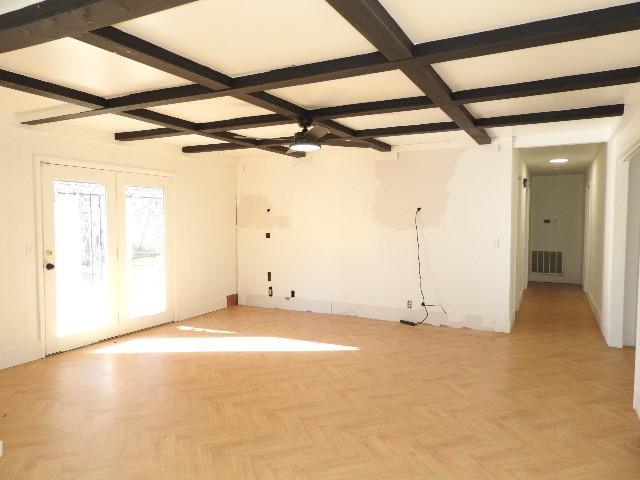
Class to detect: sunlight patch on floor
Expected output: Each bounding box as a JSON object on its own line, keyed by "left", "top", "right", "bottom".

{"left": 92, "top": 337, "right": 359, "bottom": 353}
{"left": 176, "top": 325, "right": 235, "bottom": 334}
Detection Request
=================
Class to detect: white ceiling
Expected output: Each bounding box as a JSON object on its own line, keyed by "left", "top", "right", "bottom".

{"left": 380, "top": 0, "right": 637, "bottom": 43}
{"left": 0, "top": 38, "right": 188, "bottom": 97}
{"left": 0, "top": 1, "right": 42, "bottom": 16}
{"left": 0, "top": 0, "right": 636, "bottom": 151}
{"left": 149, "top": 97, "right": 273, "bottom": 123}
{"left": 118, "top": 0, "right": 375, "bottom": 77}
{"left": 519, "top": 143, "right": 602, "bottom": 175}
{"left": 435, "top": 30, "right": 640, "bottom": 92}
{"left": 270, "top": 70, "right": 423, "bottom": 109}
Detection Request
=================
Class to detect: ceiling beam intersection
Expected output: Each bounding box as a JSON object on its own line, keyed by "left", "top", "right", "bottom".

{"left": 325, "top": 0, "right": 490, "bottom": 145}
{"left": 75, "top": 26, "right": 390, "bottom": 152}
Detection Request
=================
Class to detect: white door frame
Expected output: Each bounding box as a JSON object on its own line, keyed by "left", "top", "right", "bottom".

{"left": 34, "top": 156, "right": 176, "bottom": 356}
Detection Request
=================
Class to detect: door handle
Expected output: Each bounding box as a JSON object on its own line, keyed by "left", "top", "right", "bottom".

{"left": 45, "top": 263, "right": 55, "bottom": 270}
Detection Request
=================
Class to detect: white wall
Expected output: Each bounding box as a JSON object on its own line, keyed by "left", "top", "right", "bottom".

{"left": 0, "top": 118, "right": 237, "bottom": 370}
{"left": 510, "top": 148, "right": 529, "bottom": 326}
{"left": 623, "top": 153, "right": 640, "bottom": 347}
{"left": 237, "top": 139, "right": 514, "bottom": 333}
{"left": 528, "top": 174, "right": 585, "bottom": 285}
{"left": 584, "top": 144, "right": 607, "bottom": 331}
{"left": 600, "top": 85, "right": 640, "bottom": 415}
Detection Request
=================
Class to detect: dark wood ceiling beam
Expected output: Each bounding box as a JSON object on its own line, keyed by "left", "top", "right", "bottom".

{"left": 0, "top": 0, "right": 197, "bottom": 54}
{"left": 78, "top": 26, "right": 232, "bottom": 89}
{"left": 0, "top": 69, "right": 106, "bottom": 108}
{"left": 0, "top": 67, "right": 294, "bottom": 157}
{"left": 312, "top": 96, "right": 435, "bottom": 119}
{"left": 114, "top": 97, "right": 436, "bottom": 142}
{"left": 113, "top": 64, "right": 640, "bottom": 141}
{"left": 474, "top": 104, "right": 624, "bottom": 128}
{"left": 413, "top": 2, "right": 640, "bottom": 64}
{"left": 119, "top": 109, "right": 301, "bottom": 157}
{"left": 76, "top": 27, "right": 307, "bottom": 117}
{"left": 453, "top": 66, "right": 640, "bottom": 104}
{"left": 21, "top": 3, "right": 640, "bottom": 124}
{"left": 326, "top": 0, "right": 491, "bottom": 145}
{"left": 75, "top": 26, "right": 389, "bottom": 152}
{"left": 181, "top": 104, "right": 625, "bottom": 153}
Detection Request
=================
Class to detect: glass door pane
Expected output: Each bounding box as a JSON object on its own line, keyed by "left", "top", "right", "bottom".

{"left": 125, "top": 185, "right": 166, "bottom": 320}
{"left": 42, "top": 164, "right": 119, "bottom": 354}
{"left": 53, "top": 181, "right": 110, "bottom": 337}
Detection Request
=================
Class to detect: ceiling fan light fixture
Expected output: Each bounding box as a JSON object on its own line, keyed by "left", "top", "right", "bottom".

{"left": 289, "top": 139, "right": 321, "bottom": 152}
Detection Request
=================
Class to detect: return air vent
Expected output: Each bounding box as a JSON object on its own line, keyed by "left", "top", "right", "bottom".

{"left": 531, "top": 251, "right": 563, "bottom": 275}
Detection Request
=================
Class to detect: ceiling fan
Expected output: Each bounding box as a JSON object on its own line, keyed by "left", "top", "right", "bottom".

{"left": 288, "top": 122, "right": 330, "bottom": 153}
{"left": 286, "top": 121, "right": 372, "bottom": 154}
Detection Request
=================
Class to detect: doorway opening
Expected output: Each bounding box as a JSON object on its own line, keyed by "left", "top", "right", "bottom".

{"left": 515, "top": 143, "right": 608, "bottom": 338}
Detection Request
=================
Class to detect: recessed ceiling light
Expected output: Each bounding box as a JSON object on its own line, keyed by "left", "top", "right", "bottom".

{"left": 548, "top": 158, "right": 569, "bottom": 164}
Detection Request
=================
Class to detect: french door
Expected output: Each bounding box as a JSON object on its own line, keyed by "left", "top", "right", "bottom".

{"left": 42, "top": 164, "right": 173, "bottom": 354}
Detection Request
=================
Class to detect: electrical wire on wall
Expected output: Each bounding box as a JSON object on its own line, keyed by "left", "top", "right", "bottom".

{"left": 401, "top": 207, "right": 447, "bottom": 326}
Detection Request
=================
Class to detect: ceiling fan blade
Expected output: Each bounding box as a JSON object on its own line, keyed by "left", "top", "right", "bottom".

{"left": 305, "top": 125, "right": 331, "bottom": 141}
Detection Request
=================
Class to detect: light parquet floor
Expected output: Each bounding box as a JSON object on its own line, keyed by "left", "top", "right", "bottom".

{"left": 0, "top": 283, "right": 638, "bottom": 479}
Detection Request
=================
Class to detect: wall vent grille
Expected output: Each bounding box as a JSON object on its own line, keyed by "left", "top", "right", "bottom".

{"left": 531, "top": 251, "right": 563, "bottom": 275}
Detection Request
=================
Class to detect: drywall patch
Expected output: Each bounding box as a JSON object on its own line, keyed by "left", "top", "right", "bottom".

{"left": 372, "top": 150, "right": 459, "bottom": 229}
{"left": 237, "top": 194, "right": 290, "bottom": 229}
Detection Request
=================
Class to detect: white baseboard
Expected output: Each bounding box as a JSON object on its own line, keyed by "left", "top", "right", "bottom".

{"left": 0, "top": 342, "right": 44, "bottom": 371}
{"left": 177, "top": 296, "right": 227, "bottom": 321}
{"left": 240, "top": 294, "right": 498, "bottom": 332}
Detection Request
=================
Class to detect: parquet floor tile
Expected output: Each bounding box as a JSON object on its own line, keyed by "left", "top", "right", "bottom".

{"left": 0, "top": 283, "right": 638, "bottom": 479}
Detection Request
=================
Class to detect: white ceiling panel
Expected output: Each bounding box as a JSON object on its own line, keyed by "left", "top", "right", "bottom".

{"left": 467, "top": 85, "right": 630, "bottom": 119}
{"left": 232, "top": 124, "right": 299, "bottom": 140}
{"left": 149, "top": 97, "right": 273, "bottom": 123}
{"left": 118, "top": 0, "right": 375, "bottom": 77}
{"left": 382, "top": 130, "right": 473, "bottom": 146}
{"left": 435, "top": 30, "right": 640, "bottom": 92}
{"left": 0, "top": 1, "right": 42, "bottom": 15}
{"left": 0, "top": 38, "right": 187, "bottom": 98}
{"left": 519, "top": 143, "right": 601, "bottom": 175}
{"left": 487, "top": 117, "right": 621, "bottom": 144}
{"left": 270, "top": 71, "right": 423, "bottom": 109}
{"left": 0, "top": 86, "right": 65, "bottom": 113}
{"left": 339, "top": 108, "right": 451, "bottom": 130}
{"left": 380, "top": 0, "right": 636, "bottom": 44}
{"left": 160, "top": 134, "right": 224, "bottom": 147}
{"left": 63, "top": 114, "right": 158, "bottom": 133}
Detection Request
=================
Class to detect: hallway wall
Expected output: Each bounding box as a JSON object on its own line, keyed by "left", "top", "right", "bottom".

{"left": 584, "top": 145, "right": 607, "bottom": 329}
{"left": 528, "top": 174, "right": 585, "bottom": 285}
{"left": 623, "top": 153, "right": 640, "bottom": 347}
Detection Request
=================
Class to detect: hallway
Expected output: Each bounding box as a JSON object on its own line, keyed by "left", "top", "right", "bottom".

{"left": 0, "top": 284, "right": 638, "bottom": 479}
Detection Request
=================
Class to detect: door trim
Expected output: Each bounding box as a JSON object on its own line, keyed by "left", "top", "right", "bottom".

{"left": 34, "top": 155, "right": 176, "bottom": 356}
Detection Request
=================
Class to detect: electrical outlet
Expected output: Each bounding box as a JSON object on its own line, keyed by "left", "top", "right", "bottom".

{"left": 407, "top": 300, "right": 412, "bottom": 309}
